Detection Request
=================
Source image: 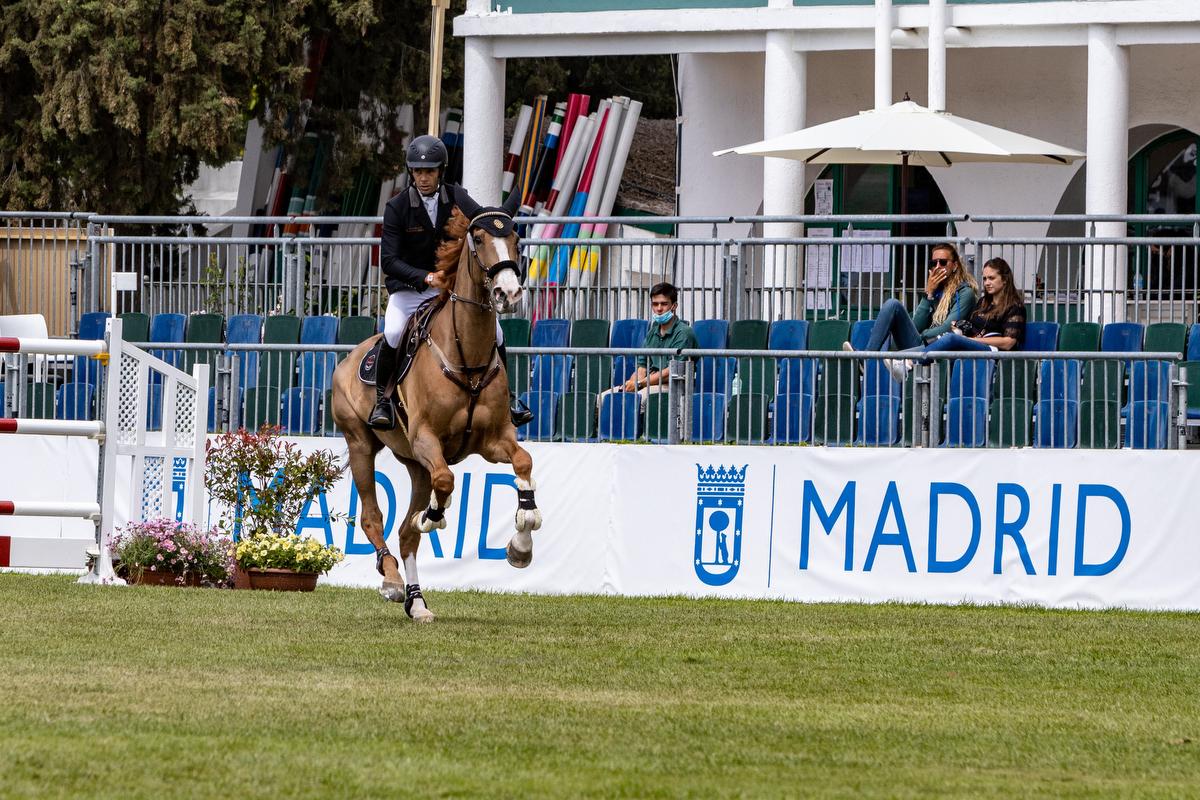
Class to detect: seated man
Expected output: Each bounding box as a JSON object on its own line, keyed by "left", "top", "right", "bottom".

{"left": 598, "top": 282, "right": 699, "bottom": 412}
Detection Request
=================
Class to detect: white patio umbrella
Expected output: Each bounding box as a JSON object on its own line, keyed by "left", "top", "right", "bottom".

{"left": 714, "top": 99, "right": 1084, "bottom": 168}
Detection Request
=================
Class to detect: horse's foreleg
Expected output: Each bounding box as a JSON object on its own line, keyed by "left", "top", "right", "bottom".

{"left": 398, "top": 462, "right": 434, "bottom": 622}
{"left": 346, "top": 439, "right": 404, "bottom": 601}
{"left": 480, "top": 434, "right": 541, "bottom": 569}
{"left": 408, "top": 428, "right": 455, "bottom": 533}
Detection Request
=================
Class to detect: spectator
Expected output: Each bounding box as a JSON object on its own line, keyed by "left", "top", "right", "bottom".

{"left": 598, "top": 282, "right": 699, "bottom": 412}
{"left": 884, "top": 257, "right": 1027, "bottom": 382}
{"left": 844, "top": 242, "right": 978, "bottom": 354}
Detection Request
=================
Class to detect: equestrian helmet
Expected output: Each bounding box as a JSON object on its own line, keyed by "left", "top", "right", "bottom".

{"left": 406, "top": 135, "right": 448, "bottom": 170}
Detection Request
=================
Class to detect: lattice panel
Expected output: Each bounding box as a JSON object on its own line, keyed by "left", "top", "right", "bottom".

{"left": 173, "top": 383, "right": 196, "bottom": 448}
{"left": 117, "top": 356, "right": 141, "bottom": 446}
{"left": 140, "top": 456, "right": 164, "bottom": 520}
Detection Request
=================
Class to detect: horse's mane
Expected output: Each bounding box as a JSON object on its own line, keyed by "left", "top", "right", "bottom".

{"left": 435, "top": 207, "right": 470, "bottom": 279}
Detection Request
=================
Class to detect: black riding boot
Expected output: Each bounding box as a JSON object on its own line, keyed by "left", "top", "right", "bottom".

{"left": 497, "top": 343, "right": 534, "bottom": 427}
{"left": 368, "top": 341, "right": 398, "bottom": 430}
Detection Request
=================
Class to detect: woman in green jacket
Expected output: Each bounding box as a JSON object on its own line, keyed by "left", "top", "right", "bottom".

{"left": 847, "top": 242, "right": 978, "bottom": 351}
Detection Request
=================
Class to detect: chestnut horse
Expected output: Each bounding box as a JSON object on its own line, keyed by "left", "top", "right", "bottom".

{"left": 330, "top": 188, "right": 541, "bottom": 622}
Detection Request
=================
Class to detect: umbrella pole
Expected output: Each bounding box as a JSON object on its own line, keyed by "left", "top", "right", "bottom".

{"left": 900, "top": 152, "right": 909, "bottom": 233}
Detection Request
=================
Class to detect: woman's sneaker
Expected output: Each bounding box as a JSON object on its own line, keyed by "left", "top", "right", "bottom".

{"left": 885, "top": 358, "right": 911, "bottom": 384}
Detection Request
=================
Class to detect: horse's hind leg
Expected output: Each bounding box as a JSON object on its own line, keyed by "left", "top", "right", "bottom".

{"left": 398, "top": 461, "right": 435, "bottom": 623}
{"left": 345, "top": 435, "right": 405, "bottom": 601}
{"left": 480, "top": 434, "right": 541, "bottom": 569}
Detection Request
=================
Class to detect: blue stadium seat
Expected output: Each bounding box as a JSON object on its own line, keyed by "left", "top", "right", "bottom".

{"left": 530, "top": 354, "right": 574, "bottom": 394}
{"left": 516, "top": 391, "right": 558, "bottom": 441}
{"left": 610, "top": 319, "right": 648, "bottom": 389}
{"left": 146, "top": 383, "right": 163, "bottom": 430}
{"left": 777, "top": 357, "right": 817, "bottom": 397}
{"left": 1127, "top": 400, "right": 1169, "bottom": 450}
{"left": 768, "top": 320, "right": 809, "bottom": 351}
{"left": 531, "top": 318, "right": 570, "bottom": 348}
{"left": 1039, "top": 359, "right": 1081, "bottom": 402}
{"left": 300, "top": 315, "right": 338, "bottom": 345}
{"left": 850, "top": 319, "right": 874, "bottom": 351}
{"left": 598, "top": 392, "right": 640, "bottom": 441}
{"left": 857, "top": 395, "right": 900, "bottom": 446}
{"left": 692, "top": 319, "right": 729, "bottom": 350}
{"left": 1188, "top": 324, "right": 1200, "bottom": 361}
{"left": 281, "top": 387, "right": 321, "bottom": 435}
{"left": 1023, "top": 321, "right": 1059, "bottom": 351}
{"left": 861, "top": 359, "right": 901, "bottom": 400}
{"left": 943, "top": 397, "right": 988, "bottom": 448}
{"left": 55, "top": 382, "right": 94, "bottom": 421}
{"left": 297, "top": 351, "right": 338, "bottom": 392}
{"left": 1127, "top": 360, "right": 1171, "bottom": 406}
{"left": 695, "top": 356, "right": 736, "bottom": 396}
{"left": 1034, "top": 399, "right": 1079, "bottom": 448}
{"left": 1101, "top": 322, "right": 1144, "bottom": 352}
{"left": 226, "top": 314, "right": 264, "bottom": 391}
{"left": 771, "top": 392, "right": 812, "bottom": 444}
{"left": 691, "top": 392, "right": 727, "bottom": 443}
{"left": 74, "top": 311, "right": 110, "bottom": 388}
{"left": 149, "top": 312, "right": 186, "bottom": 373}
{"left": 947, "top": 359, "right": 994, "bottom": 401}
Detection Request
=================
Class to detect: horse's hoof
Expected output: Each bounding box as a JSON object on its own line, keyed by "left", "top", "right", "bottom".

{"left": 380, "top": 582, "right": 405, "bottom": 603}
{"left": 506, "top": 543, "right": 533, "bottom": 569}
{"left": 410, "top": 607, "right": 435, "bottom": 623}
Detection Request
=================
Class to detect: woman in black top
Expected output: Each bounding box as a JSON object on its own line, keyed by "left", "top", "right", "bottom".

{"left": 885, "top": 258, "right": 1026, "bottom": 381}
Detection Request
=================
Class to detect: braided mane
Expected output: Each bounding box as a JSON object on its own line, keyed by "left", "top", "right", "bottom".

{"left": 435, "top": 207, "right": 470, "bottom": 279}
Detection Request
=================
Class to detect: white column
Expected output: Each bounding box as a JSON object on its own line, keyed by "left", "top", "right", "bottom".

{"left": 462, "top": 35, "right": 505, "bottom": 205}
{"left": 875, "top": 0, "right": 893, "bottom": 110}
{"left": 762, "top": 27, "right": 807, "bottom": 319}
{"left": 927, "top": 0, "right": 947, "bottom": 112}
{"left": 1085, "top": 24, "right": 1129, "bottom": 322}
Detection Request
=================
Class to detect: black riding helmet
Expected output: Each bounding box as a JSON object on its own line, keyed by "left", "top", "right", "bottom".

{"left": 406, "top": 135, "right": 448, "bottom": 171}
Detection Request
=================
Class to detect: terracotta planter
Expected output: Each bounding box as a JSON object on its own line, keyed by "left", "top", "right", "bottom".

{"left": 244, "top": 567, "right": 319, "bottom": 592}
{"left": 233, "top": 564, "right": 252, "bottom": 590}
{"left": 126, "top": 568, "right": 202, "bottom": 588}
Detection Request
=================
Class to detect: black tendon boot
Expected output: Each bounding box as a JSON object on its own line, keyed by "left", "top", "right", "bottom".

{"left": 497, "top": 343, "right": 534, "bottom": 427}
{"left": 368, "top": 341, "right": 398, "bottom": 430}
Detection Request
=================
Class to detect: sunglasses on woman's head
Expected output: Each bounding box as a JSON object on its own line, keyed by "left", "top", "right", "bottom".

{"left": 930, "top": 258, "right": 953, "bottom": 267}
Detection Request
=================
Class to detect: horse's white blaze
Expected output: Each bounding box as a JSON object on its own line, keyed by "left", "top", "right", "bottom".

{"left": 493, "top": 268, "right": 522, "bottom": 301}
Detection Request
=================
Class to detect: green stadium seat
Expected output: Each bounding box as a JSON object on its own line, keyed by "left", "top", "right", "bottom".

{"left": 646, "top": 391, "right": 671, "bottom": 443}
{"left": 1144, "top": 322, "right": 1187, "bottom": 355}
{"left": 558, "top": 392, "right": 597, "bottom": 442}
{"left": 987, "top": 398, "right": 1033, "bottom": 448}
{"left": 813, "top": 392, "right": 855, "bottom": 445}
{"left": 570, "top": 319, "right": 609, "bottom": 348}
{"left": 24, "top": 381, "right": 55, "bottom": 419}
{"left": 808, "top": 319, "right": 851, "bottom": 351}
{"left": 1080, "top": 360, "right": 1122, "bottom": 403}
{"left": 258, "top": 315, "right": 300, "bottom": 391}
{"left": 184, "top": 313, "right": 224, "bottom": 375}
{"left": 338, "top": 316, "right": 377, "bottom": 346}
{"left": 243, "top": 386, "right": 282, "bottom": 432}
{"left": 119, "top": 312, "right": 150, "bottom": 344}
{"left": 1079, "top": 398, "right": 1121, "bottom": 449}
{"left": 1059, "top": 322, "right": 1100, "bottom": 352}
{"left": 726, "top": 393, "right": 769, "bottom": 444}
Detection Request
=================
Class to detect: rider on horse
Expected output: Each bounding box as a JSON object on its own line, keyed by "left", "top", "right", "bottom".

{"left": 372, "top": 134, "right": 533, "bottom": 431}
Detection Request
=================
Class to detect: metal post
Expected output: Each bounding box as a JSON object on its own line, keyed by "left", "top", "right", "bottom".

{"left": 928, "top": 362, "right": 943, "bottom": 447}
{"left": 228, "top": 352, "right": 244, "bottom": 433}
{"left": 1172, "top": 363, "right": 1187, "bottom": 450}
{"left": 668, "top": 357, "right": 692, "bottom": 444}
{"left": 282, "top": 239, "right": 303, "bottom": 316}
{"left": 215, "top": 353, "right": 233, "bottom": 434}
{"left": 722, "top": 241, "right": 740, "bottom": 322}
{"left": 915, "top": 362, "right": 931, "bottom": 448}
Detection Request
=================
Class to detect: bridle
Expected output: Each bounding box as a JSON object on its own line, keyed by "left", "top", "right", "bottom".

{"left": 428, "top": 210, "right": 523, "bottom": 462}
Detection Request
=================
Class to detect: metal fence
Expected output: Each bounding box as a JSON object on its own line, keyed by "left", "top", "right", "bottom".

{"left": 62, "top": 213, "right": 1200, "bottom": 333}
{"left": 4, "top": 343, "right": 1187, "bottom": 451}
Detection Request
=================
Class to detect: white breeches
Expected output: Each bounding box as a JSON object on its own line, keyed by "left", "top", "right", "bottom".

{"left": 382, "top": 290, "right": 505, "bottom": 349}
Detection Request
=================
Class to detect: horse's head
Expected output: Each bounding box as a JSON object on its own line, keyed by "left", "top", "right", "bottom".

{"left": 454, "top": 186, "right": 525, "bottom": 314}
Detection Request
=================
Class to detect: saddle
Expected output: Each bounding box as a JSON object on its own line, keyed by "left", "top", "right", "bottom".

{"left": 358, "top": 295, "right": 445, "bottom": 394}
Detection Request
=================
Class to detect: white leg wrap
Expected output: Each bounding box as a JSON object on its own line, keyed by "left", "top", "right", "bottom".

{"left": 514, "top": 478, "right": 542, "bottom": 533}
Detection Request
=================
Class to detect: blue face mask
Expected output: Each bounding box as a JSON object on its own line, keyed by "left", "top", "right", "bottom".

{"left": 652, "top": 310, "right": 674, "bottom": 325}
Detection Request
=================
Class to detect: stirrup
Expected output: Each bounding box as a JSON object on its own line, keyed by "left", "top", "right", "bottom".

{"left": 368, "top": 396, "right": 395, "bottom": 430}
{"left": 510, "top": 395, "right": 534, "bottom": 427}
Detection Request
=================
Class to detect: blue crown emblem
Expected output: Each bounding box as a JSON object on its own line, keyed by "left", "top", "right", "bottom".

{"left": 693, "top": 464, "right": 748, "bottom": 586}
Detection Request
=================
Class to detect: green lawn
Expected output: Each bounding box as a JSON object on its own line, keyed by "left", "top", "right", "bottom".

{"left": 0, "top": 574, "right": 1197, "bottom": 799}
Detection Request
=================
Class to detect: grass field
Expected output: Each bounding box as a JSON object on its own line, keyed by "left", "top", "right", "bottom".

{"left": 0, "top": 574, "right": 1197, "bottom": 799}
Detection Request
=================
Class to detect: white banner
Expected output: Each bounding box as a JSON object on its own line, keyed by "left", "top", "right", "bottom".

{"left": 10, "top": 433, "right": 1200, "bottom": 611}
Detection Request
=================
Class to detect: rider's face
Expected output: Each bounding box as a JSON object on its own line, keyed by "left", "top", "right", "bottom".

{"left": 411, "top": 167, "right": 440, "bottom": 196}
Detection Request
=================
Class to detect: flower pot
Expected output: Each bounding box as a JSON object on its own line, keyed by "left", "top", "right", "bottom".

{"left": 244, "top": 567, "right": 319, "bottom": 592}
{"left": 233, "top": 564, "right": 252, "bottom": 590}
{"left": 126, "top": 568, "right": 202, "bottom": 588}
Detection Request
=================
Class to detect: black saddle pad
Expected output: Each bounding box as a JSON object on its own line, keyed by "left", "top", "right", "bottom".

{"left": 358, "top": 296, "right": 443, "bottom": 390}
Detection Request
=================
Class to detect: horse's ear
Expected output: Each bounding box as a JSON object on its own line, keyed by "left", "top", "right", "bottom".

{"left": 453, "top": 186, "right": 482, "bottom": 220}
{"left": 501, "top": 187, "right": 521, "bottom": 218}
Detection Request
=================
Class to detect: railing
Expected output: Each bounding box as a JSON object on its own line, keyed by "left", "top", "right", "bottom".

{"left": 8, "top": 342, "right": 1183, "bottom": 451}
